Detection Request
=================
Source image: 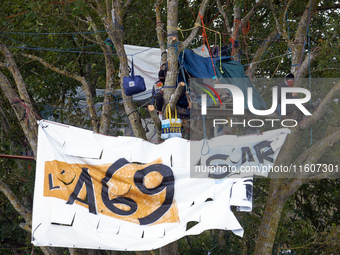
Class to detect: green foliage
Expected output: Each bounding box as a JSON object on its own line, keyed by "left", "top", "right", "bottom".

{"left": 274, "top": 179, "right": 340, "bottom": 254}
{"left": 0, "top": 0, "right": 339, "bottom": 254}
{"left": 0, "top": 148, "right": 35, "bottom": 253}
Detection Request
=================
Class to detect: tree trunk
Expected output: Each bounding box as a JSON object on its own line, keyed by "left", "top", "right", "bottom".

{"left": 155, "top": 0, "right": 167, "bottom": 55}
{"left": 290, "top": 0, "right": 320, "bottom": 76}
{"left": 99, "top": 46, "right": 115, "bottom": 135}
{"left": 254, "top": 179, "right": 290, "bottom": 255}
{"left": 102, "top": 1, "right": 146, "bottom": 139}
{"left": 0, "top": 46, "right": 38, "bottom": 155}
{"left": 254, "top": 185, "right": 285, "bottom": 254}
{"left": 159, "top": 241, "right": 179, "bottom": 255}
{"left": 254, "top": 81, "right": 340, "bottom": 254}
{"left": 163, "top": 0, "right": 179, "bottom": 105}
{"left": 157, "top": 1, "right": 181, "bottom": 253}
{"left": 0, "top": 71, "right": 38, "bottom": 156}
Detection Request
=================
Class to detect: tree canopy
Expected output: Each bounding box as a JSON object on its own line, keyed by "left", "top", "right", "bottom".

{"left": 0, "top": 0, "right": 339, "bottom": 254}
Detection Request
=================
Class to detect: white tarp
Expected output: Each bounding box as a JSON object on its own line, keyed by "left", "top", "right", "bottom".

{"left": 65, "top": 45, "right": 211, "bottom": 101}
{"left": 124, "top": 45, "right": 162, "bottom": 100}
{"left": 123, "top": 45, "right": 211, "bottom": 100}
{"left": 32, "top": 120, "right": 289, "bottom": 251}
{"left": 192, "top": 44, "right": 210, "bottom": 57}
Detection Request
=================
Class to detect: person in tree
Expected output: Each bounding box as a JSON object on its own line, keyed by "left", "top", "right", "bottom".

{"left": 277, "top": 73, "right": 321, "bottom": 117}
{"left": 151, "top": 69, "right": 166, "bottom": 120}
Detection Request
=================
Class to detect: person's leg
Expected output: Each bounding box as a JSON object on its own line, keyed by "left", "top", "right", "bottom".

{"left": 285, "top": 104, "right": 299, "bottom": 115}
{"left": 303, "top": 104, "right": 314, "bottom": 110}
{"left": 155, "top": 93, "right": 164, "bottom": 120}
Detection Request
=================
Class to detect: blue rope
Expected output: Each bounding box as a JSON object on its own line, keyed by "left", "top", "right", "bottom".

{"left": 287, "top": 12, "right": 290, "bottom": 40}
{"left": 168, "top": 42, "right": 190, "bottom": 92}
{"left": 0, "top": 33, "right": 97, "bottom": 51}
{"left": 257, "top": 34, "right": 281, "bottom": 62}
{"left": 51, "top": 90, "right": 152, "bottom": 110}
{"left": 201, "top": 115, "right": 210, "bottom": 155}
{"left": 179, "top": 49, "right": 189, "bottom": 91}
{"left": 0, "top": 43, "right": 161, "bottom": 57}
{"left": 0, "top": 31, "right": 109, "bottom": 35}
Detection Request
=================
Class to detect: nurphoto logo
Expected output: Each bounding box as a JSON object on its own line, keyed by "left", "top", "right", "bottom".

{"left": 199, "top": 83, "right": 312, "bottom": 128}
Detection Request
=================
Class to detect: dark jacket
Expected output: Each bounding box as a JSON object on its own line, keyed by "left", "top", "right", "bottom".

{"left": 277, "top": 81, "right": 294, "bottom": 105}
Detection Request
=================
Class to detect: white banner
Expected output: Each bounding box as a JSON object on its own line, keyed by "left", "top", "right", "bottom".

{"left": 191, "top": 129, "right": 291, "bottom": 179}
{"left": 32, "top": 120, "right": 289, "bottom": 251}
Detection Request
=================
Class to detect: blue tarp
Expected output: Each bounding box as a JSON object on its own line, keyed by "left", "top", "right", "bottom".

{"left": 179, "top": 49, "right": 218, "bottom": 78}
{"left": 179, "top": 49, "right": 267, "bottom": 111}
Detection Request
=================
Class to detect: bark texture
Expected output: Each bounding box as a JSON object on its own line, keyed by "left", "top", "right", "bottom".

{"left": 102, "top": 0, "right": 146, "bottom": 139}
{"left": 22, "top": 53, "right": 99, "bottom": 133}
{"left": 148, "top": 105, "right": 161, "bottom": 140}
{"left": 254, "top": 81, "right": 340, "bottom": 254}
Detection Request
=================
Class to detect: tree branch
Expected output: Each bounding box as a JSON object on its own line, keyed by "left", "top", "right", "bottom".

{"left": 242, "top": 0, "right": 266, "bottom": 27}
{"left": 233, "top": 2, "right": 241, "bottom": 25}
{"left": 216, "top": 0, "right": 231, "bottom": 36}
{"left": 105, "top": 0, "right": 111, "bottom": 22}
{"left": 22, "top": 53, "right": 99, "bottom": 132}
{"left": 72, "top": 15, "right": 89, "bottom": 25}
{"left": 281, "top": 0, "right": 293, "bottom": 42}
{"left": 290, "top": 0, "right": 321, "bottom": 73}
{"left": 98, "top": 0, "right": 146, "bottom": 139}
{"left": 292, "top": 127, "right": 340, "bottom": 179}
{"left": 148, "top": 105, "right": 161, "bottom": 140}
{"left": 0, "top": 44, "right": 34, "bottom": 112}
{"left": 99, "top": 47, "right": 116, "bottom": 135}
{"left": 295, "top": 46, "right": 322, "bottom": 78}
{"left": 123, "top": 0, "right": 133, "bottom": 10}
{"left": 0, "top": 178, "right": 32, "bottom": 231}
{"left": 294, "top": 0, "right": 320, "bottom": 44}
{"left": 84, "top": 0, "right": 98, "bottom": 14}
{"left": 81, "top": 14, "right": 116, "bottom": 135}
{"left": 164, "top": 0, "right": 180, "bottom": 105}
{"left": 90, "top": 0, "right": 107, "bottom": 20}
{"left": 246, "top": 29, "right": 279, "bottom": 77}
{"left": 85, "top": 15, "right": 107, "bottom": 48}
{"left": 169, "top": 81, "right": 185, "bottom": 111}
{"left": 66, "top": 16, "right": 105, "bottom": 46}
{"left": 182, "top": 0, "right": 210, "bottom": 48}
{"left": 298, "top": 80, "right": 340, "bottom": 130}
{"left": 23, "top": 54, "right": 80, "bottom": 80}
{"left": 310, "top": 68, "right": 340, "bottom": 74}
{"left": 0, "top": 45, "right": 38, "bottom": 155}
{"left": 155, "top": 0, "right": 167, "bottom": 54}
{"left": 268, "top": 0, "right": 285, "bottom": 38}
{"left": 0, "top": 62, "right": 8, "bottom": 68}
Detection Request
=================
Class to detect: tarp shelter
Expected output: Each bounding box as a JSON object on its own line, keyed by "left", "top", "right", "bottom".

{"left": 179, "top": 49, "right": 267, "bottom": 111}
{"left": 125, "top": 45, "right": 267, "bottom": 111}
